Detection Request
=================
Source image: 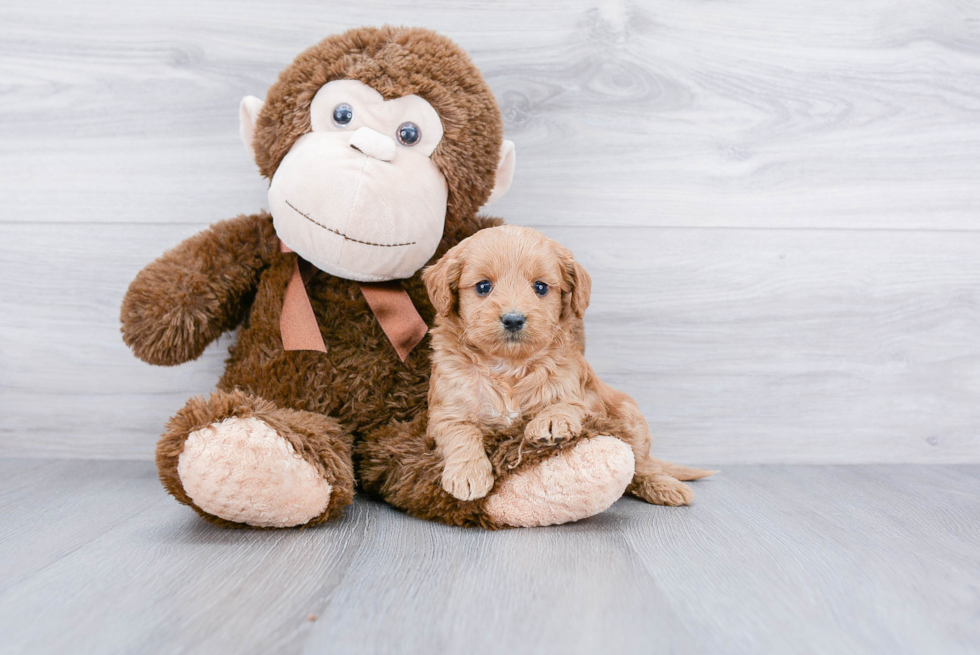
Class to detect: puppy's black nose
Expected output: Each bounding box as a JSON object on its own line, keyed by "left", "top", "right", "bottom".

{"left": 501, "top": 312, "right": 526, "bottom": 332}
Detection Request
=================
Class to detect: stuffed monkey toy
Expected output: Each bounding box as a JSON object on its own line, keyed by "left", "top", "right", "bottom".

{"left": 121, "top": 26, "right": 637, "bottom": 529}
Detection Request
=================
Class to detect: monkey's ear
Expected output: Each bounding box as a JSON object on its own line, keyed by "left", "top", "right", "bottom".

{"left": 484, "top": 140, "right": 516, "bottom": 206}
{"left": 239, "top": 96, "right": 265, "bottom": 161}
{"left": 422, "top": 246, "right": 465, "bottom": 317}
{"left": 558, "top": 247, "right": 592, "bottom": 320}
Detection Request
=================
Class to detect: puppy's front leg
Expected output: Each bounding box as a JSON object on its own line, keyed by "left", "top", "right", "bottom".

{"left": 525, "top": 403, "right": 587, "bottom": 444}
{"left": 431, "top": 421, "right": 494, "bottom": 501}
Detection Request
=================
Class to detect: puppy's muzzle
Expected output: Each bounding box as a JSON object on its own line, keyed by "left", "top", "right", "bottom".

{"left": 501, "top": 312, "right": 526, "bottom": 333}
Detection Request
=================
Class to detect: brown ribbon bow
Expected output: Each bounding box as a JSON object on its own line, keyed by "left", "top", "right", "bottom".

{"left": 278, "top": 240, "right": 429, "bottom": 362}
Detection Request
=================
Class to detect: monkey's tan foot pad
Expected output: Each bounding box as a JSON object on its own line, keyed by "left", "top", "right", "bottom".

{"left": 177, "top": 417, "right": 332, "bottom": 528}
{"left": 484, "top": 435, "right": 635, "bottom": 528}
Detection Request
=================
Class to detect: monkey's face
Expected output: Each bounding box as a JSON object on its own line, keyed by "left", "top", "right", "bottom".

{"left": 266, "top": 80, "right": 449, "bottom": 282}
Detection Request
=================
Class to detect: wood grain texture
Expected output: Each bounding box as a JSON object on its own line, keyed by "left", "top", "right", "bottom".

{"left": 0, "top": 459, "right": 164, "bottom": 592}
{"left": 1, "top": 0, "right": 979, "bottom": 228}
{"left": 0, "top": 459, "right": 977, "bottom": 654}
{"left": 2, "top": 223, "right": 978, "bottom": 462}
{"left": 1, "top": 0, "right": 980, "bottom": 462}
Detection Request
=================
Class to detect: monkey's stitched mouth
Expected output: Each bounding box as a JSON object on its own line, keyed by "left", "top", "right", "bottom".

{"left": 285, "top": 200, "right": 417, "bottom": 248}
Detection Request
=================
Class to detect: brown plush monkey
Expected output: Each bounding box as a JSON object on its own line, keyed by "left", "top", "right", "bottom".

{"left": 121, "top": 26, "right": 637, "bottom": 529}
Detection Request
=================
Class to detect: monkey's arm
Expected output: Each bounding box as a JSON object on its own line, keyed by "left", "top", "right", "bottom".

{"left": 120, "top": 212, "right": 278, "bottom": 366}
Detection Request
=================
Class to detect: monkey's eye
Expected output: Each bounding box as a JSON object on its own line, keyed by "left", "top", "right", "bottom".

{"left": 333, "top": 104, "right": 354, "bottom": 126}
{"left": 533, "top": 281, "right": 549, "bottom": 296}
{"left": 475, "top": 280, "right": 493, "bottom": 296}
{"left": 397, "top": 122, "right": 421, "bottom": 146}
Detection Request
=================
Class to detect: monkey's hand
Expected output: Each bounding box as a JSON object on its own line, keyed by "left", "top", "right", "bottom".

{"left": 442, "top": 454, "right": 494, "bottom": 501}
{"left": 121, "top": 212, "right": 276, "bottom": 366}
{"left": 525, "top": 404, "right": 586, "bottom": 444}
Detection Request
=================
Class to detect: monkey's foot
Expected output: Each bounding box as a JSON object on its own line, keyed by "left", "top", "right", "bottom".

{"left": 484, "top": 436, "right": 635, "bottom": 527}
{"left": 177, "top": 417, "right": 332, "bottom": 528}
{"left": 158, "top": 389, "right": 354, "bottom": 528}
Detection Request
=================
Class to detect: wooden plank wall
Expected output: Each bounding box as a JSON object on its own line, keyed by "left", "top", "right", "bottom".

{"left": 1, "top": 0, "right": 979, "bottom": 463}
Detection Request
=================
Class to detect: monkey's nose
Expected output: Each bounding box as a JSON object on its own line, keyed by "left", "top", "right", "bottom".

{"left": 501, "top": 312, "right": 526, "bottom": 332}
{"left": 349, "top": 127, "right": 396, "bottom": 162}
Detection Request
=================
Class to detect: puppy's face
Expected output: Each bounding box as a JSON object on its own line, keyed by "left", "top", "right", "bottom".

{"left": 424, "top": 226, "right": 591, "bottom": 359}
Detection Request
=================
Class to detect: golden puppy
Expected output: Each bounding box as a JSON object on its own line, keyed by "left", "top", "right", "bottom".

{"left": 422, "top": 225, "right": 713, "bottom": 505}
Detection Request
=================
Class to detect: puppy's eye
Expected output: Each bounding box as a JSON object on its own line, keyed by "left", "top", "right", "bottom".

{"left": 397, "top": 122, "right": 421, "bottom": 146}
{"left": 333, "top": 103, "right": 354, "bottom": 126}
{"left": 533, "top": 281, "right": 549, "bottom": 296}
{"left": 475, "top": 280, "right": 493, "bottom": 296}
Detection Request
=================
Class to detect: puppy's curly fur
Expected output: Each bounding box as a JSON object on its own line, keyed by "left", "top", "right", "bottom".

{"left": 422, "top": 225, "right": 714, "bottom": 506}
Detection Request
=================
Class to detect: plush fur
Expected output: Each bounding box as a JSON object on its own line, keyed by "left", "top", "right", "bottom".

{"left": 123, "top": 27, "right": 641, "bottom": 529}
{"left": 179, "top": 417, "right": 334, "bottom": 528}
{"left": 157, "top": 387, "right": 354, "bottom": 527}
{"left": 135, "top": 208, "right": 500, "bottom": 526}
{"left": 356, "top": 414, "right": 635, "bottom": 528}
{"left": 421, "top": 226, "right": 715, "bottom": 508}
{"left": 484, "top": 436, "right": 635, "bottom": 528}
{"left": 253, "top": 26, "right": 502, "bottom": 228}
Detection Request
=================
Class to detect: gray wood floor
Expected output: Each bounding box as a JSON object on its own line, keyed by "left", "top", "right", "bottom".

{"left": 1, "top": 459, "right": 978, "bottom": 654}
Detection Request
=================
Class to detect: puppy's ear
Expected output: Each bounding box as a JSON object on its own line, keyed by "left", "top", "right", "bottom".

{"left": 558, "top": 247, "right": 592, "bottom": 319}
{"left": 423, "top": 245, "right": 465, "bottom": 317}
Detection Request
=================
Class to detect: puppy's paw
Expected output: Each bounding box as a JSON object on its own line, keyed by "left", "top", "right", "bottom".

{"left": 631, "top": 473, "right": 694, "bottom": 507}
{"left": 525, "top": 411, "right": 582, "bottom": 444}
{"left": 442, "top": 456, "right": 494, "bottom": 501}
